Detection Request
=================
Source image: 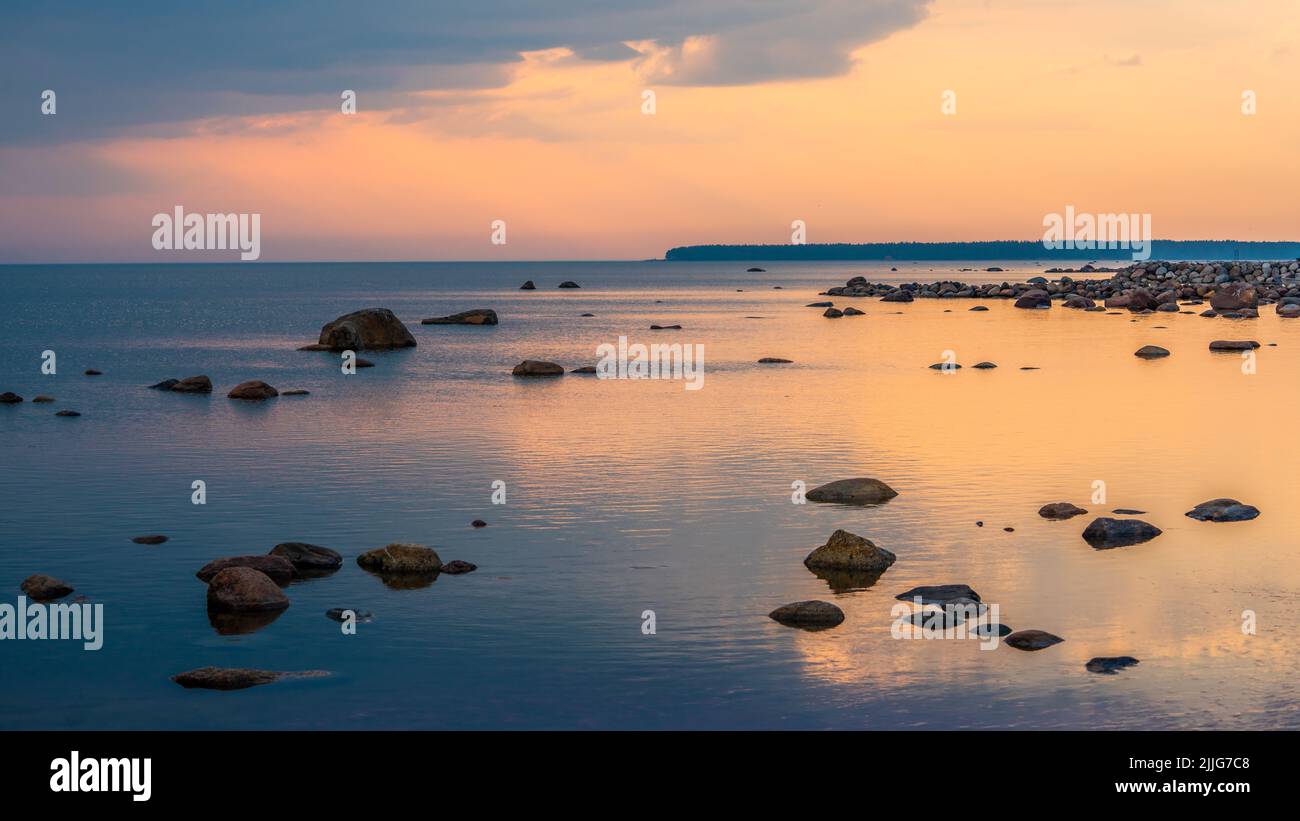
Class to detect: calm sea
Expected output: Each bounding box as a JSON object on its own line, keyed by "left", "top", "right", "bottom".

{"left": 1, "top": 260, "right": 1297, "bottom": 729}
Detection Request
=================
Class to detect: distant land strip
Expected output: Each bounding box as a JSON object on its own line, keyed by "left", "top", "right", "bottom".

{"left": 664, "top": 241, "right": 1300, "bottom": 262}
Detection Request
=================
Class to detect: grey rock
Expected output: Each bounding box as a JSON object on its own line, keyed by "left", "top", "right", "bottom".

{"left": 1184, "top": 498, "right": 1260, "bottom": 522}
{"left": 1082, "top": 517, "right": 1162, "bottom": 549}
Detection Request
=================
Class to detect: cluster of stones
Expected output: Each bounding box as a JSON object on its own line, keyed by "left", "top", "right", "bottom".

{"left": 823, "top": 259, "right": 1300, "bottom": 317}
{"left": 766, "top": 479, "right": 1260, "bottom": 672}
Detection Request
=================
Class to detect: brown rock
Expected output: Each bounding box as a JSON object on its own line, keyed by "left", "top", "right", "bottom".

{"left": 1038, "top": 502, "right": 1088, "bottom": 520}
{"left": 197, "top": 555, "right": 295, "bottom": 585}
{"left": 227, "top": 380, "right": 278, "bottom": 400}
{"left": 205, "top": 567, "right": 290, "bottom": 612}
{"left": 356, "top": 543, "right": 443, "bottom": 573}
{"left": 20, "top": 573, "right": 74, "bottom": 601}
{"left": 805, "top": 478, "right": 898, "bottom": 505}
{"left": 804, "top": 529, "right": 897, "bottom": 572}
{"left": 1210, "top": 282, "right": 1258, "bottom": 310}
{"left": 512, "top": 360, "right": 564, "bottom": 377}
{"left": 311, "top": 308, "right": 417, "bottom": 351}
{"left": 170, "top": 375, "right": 213, "bottom": 393}
{"left": 768, "top": 600, "right": 845, "bottom": 629}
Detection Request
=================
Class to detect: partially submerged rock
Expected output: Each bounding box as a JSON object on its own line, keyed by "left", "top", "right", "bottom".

{"left": 805, "top": 478, "right": 898, "bottom": 505}
{"left": 1086, "top": 656, "right": 1140, "bottom": 674}
{"left": 1208, "top": 340, "right": 1259, "bottom": 351}
{"left": 894, "top": 584, "right": 981, "bottom": 608}
{"left": 768, "top": 600, "right": 845, "bottom": 629}
{"left": 1134, "top": 345, "right": 1170, "bottom": 359}
{"left": 520, "top": 280, "right": 536, "bottom": 290}
{"left": 20, "top": 573, "right": 74, "bottom": 601}
{"left": 356, "top": 543, "right": 443, "bottom": 573}
{"left": 171, "top": 375, "right": 213, "bottom": 393}
{"left": 148, "top": 379, "right": 179, "bottom": 390}
{"left": 757, "top": 357, "right": 793, "bottom": 364}
{"left": 1184, "top": 498, "right": 1260, "bottom": 522}
{"left": 822, "top": 308, "right": 843, "bottom": 318}
{"left": 512, "top": 360, "right": 564, "bottom": 377}
{"left": 171, "top": 667, "right": 329, "bottom": 691}
{"left": 804, "top": 529, "right": 896, "bottom": 572}
{"left": 305, "top": 308, "right": 417, "bottom": 351}
{"left": 197, "top": 555, "right": 295, "bottom": 585}
{"left": 132, "top": 535, "right": 168, "bottom": 545}
{"left": 842, "top": 306, "right": 864, "bottom": 316}
{"left": 326, "top": 608, "right": 373, "bottom": 623}
{"left": 421, "top": 309, "right": 498, "bottom": 326}
{"left": 1082, "top": 517, "right": 1162, "bottom": 549}
{"left": 439, "top": 560, "right": 478, "bottom": 574}
{"left": 0, "top": 392, "right": 23, "bottom": 404}
{"left": 557, "top": 281, "right": 581, "bottom": 288}
{"left": 1005, "top": 629, "right": 1064, "bottom": 651}
{"left": 227, "top": 380, "right": 278, "bottom": 400}
{"left": 1038, "top": 502, "right": 1088, "bottom": 520}
{"left": 269, "top": 542, "right": 343, "bottom": 573}
{"left": 205, "top": 567, "right": 290, "bottom": 612}
{"left": 32, "top": 395, "right": 54, "bottom": 403}
{"left": 54, "top": 409, "right": 81, "bottom": 417}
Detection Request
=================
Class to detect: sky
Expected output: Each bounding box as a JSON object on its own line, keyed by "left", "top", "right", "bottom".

{"left": 1, "top": 0, "right": 1297, "bottom": 262}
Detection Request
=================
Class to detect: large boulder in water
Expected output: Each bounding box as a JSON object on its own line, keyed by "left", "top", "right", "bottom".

{"left": 196, "top": 555, "right": 294, "bottom": 585}
{"left": 227, "top": 380, "right": 278, "bottom": 400}
{"left": 421, "top": 309, "right": 498, "bottom": 326}
{"left": 206, "top": 567, "right": 290, "bottom": 612}
{"left": 1081, "top": 517, "right": 1161, "bottom": 549}
{"left": 306, "top": 308, "right": 416, "bottom": 351}
{"left": 1208, "top": 340, "right": 1259, "bottom": 351}
{"left": 269, "top": 542, "right": 343, "bottom": 573}
{"left": 1210, "top": 282, "right": 1258, "bottom": 310}
{"left": 804, "top": 529, "right": 896, "bottom": 572}
{"left": 356, "top": 543, "right": 442, "bottom": 573}
{"left": 805, "top": 478, "right": 897, "bottom": 505}
{"left": 768, "top": 600, "right": 845, "bottom": 629}
{"left": 1184, "top": 498, "right": 1260, "bottom": 522}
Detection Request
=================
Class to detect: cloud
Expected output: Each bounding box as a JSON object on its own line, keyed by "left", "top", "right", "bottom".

{"left": 0, "top": 0, "right": 930, "bottom": 143}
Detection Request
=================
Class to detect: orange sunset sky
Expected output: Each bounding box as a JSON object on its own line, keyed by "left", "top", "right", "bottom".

{"left": 1, "top": 0, "right": 1297, "bottom": 262}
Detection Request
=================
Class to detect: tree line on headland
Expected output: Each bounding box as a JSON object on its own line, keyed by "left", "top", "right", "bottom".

{"left": 663, "top": 240, "right": 1300, "bottom": 262}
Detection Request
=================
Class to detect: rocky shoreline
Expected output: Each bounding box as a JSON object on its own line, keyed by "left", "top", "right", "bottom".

{"left": 823, "top": 259, "right": 1300, "bottom": 316}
